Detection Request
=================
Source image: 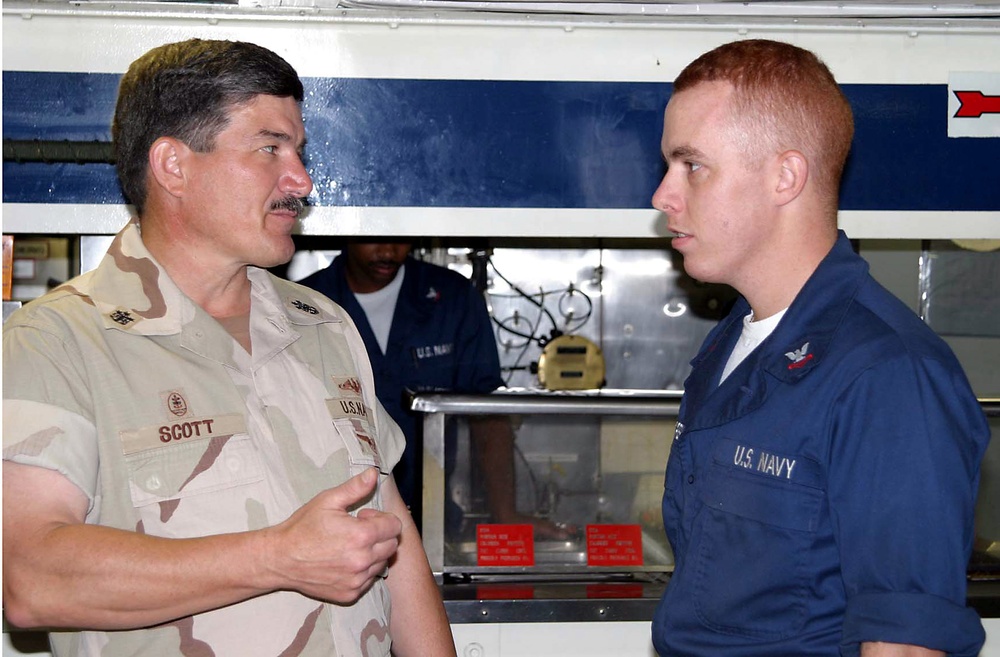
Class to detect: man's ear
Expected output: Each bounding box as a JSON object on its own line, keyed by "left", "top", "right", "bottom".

{"left": 147, "top": 137, "right": 189, "bottom": 198}
{"left": 774, "top": 150, "right": 808, "bottom": 206}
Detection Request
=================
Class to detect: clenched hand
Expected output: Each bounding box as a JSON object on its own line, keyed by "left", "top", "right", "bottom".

{"left": 263, "top": 468, "right": 402, "bottom": 604}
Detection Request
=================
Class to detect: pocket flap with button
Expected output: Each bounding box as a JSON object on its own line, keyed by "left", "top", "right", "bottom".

{"left": 124, "top": 429, "right": 263, "bottom": 508}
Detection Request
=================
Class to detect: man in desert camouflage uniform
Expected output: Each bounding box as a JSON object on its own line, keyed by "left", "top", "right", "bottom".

{"left": 2, "top": 39, "right": 456, "bottom": 657}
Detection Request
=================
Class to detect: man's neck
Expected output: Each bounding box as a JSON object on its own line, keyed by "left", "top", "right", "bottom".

{"left": 742, "top": 214, "right": 838, "bottom": 321}
{"left": 215, "top": 311, "right": 252, "bottom": 354}
{"left": 139, "top": 216, "right": 254, "bottom": 319}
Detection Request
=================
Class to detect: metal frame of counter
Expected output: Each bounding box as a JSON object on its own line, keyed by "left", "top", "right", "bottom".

{"left": 412, "top": 392, "right": 1000, "bottom": 624}
{"left": 440, "top": 578, "right": 1000, "bottom": 625}
{"left": 414, "top": 389, "right": 684, "bottom": 578}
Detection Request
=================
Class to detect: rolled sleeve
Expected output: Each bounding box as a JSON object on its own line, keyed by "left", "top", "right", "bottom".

{"left": 4, "top": 399, "right": 101, "bottom": 516}
{"left": 830, "top": 353, "right": 988, "bottom": 656}
{"left": 841, "top": 591, "right": 985, "bottom": 657}
{"left": 4, "top": 319, "right": 102, "bottom": 513}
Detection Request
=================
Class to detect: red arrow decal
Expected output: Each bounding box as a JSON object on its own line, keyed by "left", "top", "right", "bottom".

{"left": 954, "top": 90, "right": 1000, "bottom": 118}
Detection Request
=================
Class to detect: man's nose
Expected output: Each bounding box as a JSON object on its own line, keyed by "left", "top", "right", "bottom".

{"left": 374, "top": 243, "right": 405, "bottom": 260}
{"left": 651, "top": 171, "right": 681, "bottom": 215}
{"left": 281, "top": 156, "right": 313, "bottom": 199}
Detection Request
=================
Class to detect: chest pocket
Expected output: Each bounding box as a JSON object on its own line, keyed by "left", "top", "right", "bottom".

{"left": 124, "top": 432, "right": 265, "bottom": 537}
{"left": 406, "top": 342, "right": 457, "bottom": 390}
{"left": 691, "top": 449, "right": 823, "bottom": 640}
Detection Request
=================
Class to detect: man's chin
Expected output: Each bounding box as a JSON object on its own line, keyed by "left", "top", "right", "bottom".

{"left": 254, "top": 240, "right": 296, "bottom": 270}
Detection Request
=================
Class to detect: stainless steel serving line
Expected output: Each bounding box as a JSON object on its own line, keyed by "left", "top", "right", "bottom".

{"left": 414, "top": 392, "right": 1000, "bottom": 624}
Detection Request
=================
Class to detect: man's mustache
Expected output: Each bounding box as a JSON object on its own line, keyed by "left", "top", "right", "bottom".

{"left": 270, "top": 196, "right": 306, "bottom": 218}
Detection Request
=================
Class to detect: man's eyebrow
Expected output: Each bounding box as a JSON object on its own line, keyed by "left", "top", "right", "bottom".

{"left": 257, "top": 129, "right": 292, "bottom": 141}
{"left": 256, "top": 129, "right": 307, "bottom": 150}
{"left": 666, "top": 145, "right": 705, "bottom": 161}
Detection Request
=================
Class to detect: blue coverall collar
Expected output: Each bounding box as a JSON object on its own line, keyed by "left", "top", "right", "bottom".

{"left": 682, "top": 231, "right": 867, "bottom": 430}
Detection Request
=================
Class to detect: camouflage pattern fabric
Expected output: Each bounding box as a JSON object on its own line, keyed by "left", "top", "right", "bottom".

{"left": 3, "top": 221, "right": 405, "bottom": 657}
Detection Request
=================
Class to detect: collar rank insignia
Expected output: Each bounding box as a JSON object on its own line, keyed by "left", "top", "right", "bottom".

{"left": 110, "top": 309, "right": 135, "bottom": 325}
{"left": 785, "top": 342, "right": 814, "bottom": 370}
{"left": 291, "top": 299, "right": 319, "bottom": 315}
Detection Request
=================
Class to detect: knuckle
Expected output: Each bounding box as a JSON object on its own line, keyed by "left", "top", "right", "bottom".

{"left": 345, "top": 550, "right": 374, "bottom": 574}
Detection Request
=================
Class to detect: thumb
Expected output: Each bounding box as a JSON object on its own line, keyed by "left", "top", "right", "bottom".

{"left": 329, "top": 467, "right": 379, "bottom": 511}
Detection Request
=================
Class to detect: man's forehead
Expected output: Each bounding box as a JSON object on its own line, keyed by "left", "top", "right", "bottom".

{"left": 662, "top": 82, "right": 734, "bottom": 146}
{"left": 229, "top": 95, "right": 306, "bottom": 141}
{"left": 666, "top": 80, "right": 734, "bottom": 115}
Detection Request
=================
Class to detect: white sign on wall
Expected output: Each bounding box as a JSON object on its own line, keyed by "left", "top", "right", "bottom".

{"left": 948, "top": 72, "right": 1000, "bottom": 138}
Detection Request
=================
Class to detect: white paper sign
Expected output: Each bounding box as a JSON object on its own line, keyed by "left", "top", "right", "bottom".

{"left": 948, "top": 72, "right": 1000, "bottom": 138}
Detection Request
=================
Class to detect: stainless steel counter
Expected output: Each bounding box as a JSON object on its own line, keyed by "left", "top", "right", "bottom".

{"left": 415, "top": 389, "right": 684, "bottom": 578}
{"left": 414, "top": 393, "right": 1000, "bottom": 625}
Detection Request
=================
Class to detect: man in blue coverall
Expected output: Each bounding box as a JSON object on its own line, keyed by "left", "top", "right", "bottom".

{"left": 649, "top": 40, "right": 989, "bottom": 656}
{"left": 299, "top": 241, "right": 570, "bottom": 538}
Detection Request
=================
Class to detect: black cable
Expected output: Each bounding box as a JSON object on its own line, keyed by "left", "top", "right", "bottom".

{"left": 488, "top": 256, "right": 561, "bottom": 335}
{"left": 486, "top": 256, "right": 597, "bottom": 386}
{"left": 503, "top": 298, "right": 546, "bottom": 386}
{"left": 491, "top": 314, "right": 537, "bottom": 342}
{"left": 557, "top": 285, "right": 594, "bottom": 333}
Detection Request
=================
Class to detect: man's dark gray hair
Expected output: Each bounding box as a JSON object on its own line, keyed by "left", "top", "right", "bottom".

{"left": 111, "top": 39, "right": 304, "bottom": 216}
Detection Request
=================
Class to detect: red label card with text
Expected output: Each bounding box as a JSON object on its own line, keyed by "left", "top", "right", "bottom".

{"left": 476, "top": 585, "right": 535, "bottom": 600}
{"left": 586, "top": 524, "right": 643, "bottom": 567}
{"left": 476, "top": 524, "right": 534, "bottom": 567}
{"left": 586, "top": 583, "right": 645, "bottom": 599}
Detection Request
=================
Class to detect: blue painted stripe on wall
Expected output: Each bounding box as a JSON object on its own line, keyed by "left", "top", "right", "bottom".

{"left": 3, "top": 71, "right": 998, "bottom": 210}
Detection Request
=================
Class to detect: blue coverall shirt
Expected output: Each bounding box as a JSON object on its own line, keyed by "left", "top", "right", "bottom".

{"left": 652, "top": 232, "right": 989, "bottom": 656}
{"left": 299, "top": 255, "right": 504, "bottom": 510}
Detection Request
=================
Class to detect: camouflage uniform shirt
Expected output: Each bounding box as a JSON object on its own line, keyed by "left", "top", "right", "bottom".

{"left": 2, "top": 221, "right": 405, "bottom": 657}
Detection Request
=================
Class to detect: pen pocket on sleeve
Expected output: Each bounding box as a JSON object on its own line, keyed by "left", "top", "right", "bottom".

{"left": 332, "top": 418, "right": 385, "bottom": 511}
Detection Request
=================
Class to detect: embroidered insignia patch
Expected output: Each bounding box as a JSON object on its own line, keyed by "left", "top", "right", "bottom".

{"left": 337, "top": 377, "right": 362, "bottom": 396}
{"left": 110, "top": 309, "right": 135, "bottom": 325}
{"left": 785, "top": 342, "right": 814, "bottom": 370}
{"left": 165, "top": 390, "right": 189, "bottom": 418}
{"left": 291, "top": 299, "right": 319, "bottom": 315}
